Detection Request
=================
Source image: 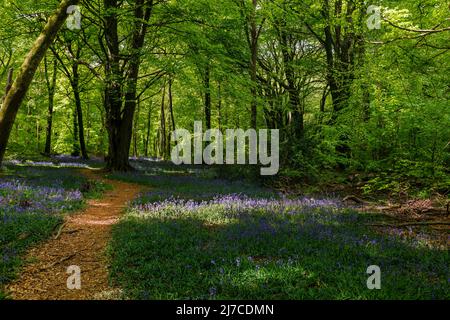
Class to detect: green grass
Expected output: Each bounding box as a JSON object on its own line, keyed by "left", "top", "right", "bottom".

{"left": 108, "top": 167, "right": 449, "bottom": 300}
{"left": 0, "top": 213, "right": 63, "bottom": 300}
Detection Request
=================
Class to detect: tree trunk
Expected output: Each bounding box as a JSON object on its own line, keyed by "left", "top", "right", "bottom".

{"left": 277, "top": 12, "right": 304, "bottom": 139}
{"left": 72, "top": 105, "right": 80, "bottom": 156}
{"left": 98, "top": 106, "right": 106, "bottom": 157}
{"left": 1, "top": 68, "right": 13, "bottom": 105}
{"left": 72, "top": 62, "right": 88, "bottom": 159}
{"left": 321, "top": 0, "right": 359, "bottom": 120}
{"left": 103, "top": 0, "right": 153, "bottom": 171}
{"left": 204, "top": 65, "right": 211, "bottom": 130}
{"left": 36, "top": 120, "right": 41, "bottom": 151}
{"left": 144, "top": 102, "right": 152, "bottom": 157}
{"left": 159, "top": 82, "right": 166, "bottom": 159}
{"left": 278, "top": 20, "right": 304, "bottom": 139}
{"left": 249, "top": 0, "right": 259, "bottom": 129}
{"left": 44, "top": 56, "right": 58, "bottom": 155}
{"left": 217, "top": 81, "right": 222, "bottom": 130}
{"left": 133, "top": 98, "right": 140, "bottom": 158}
{"left": 168, "top": 76, "right": 176, "bottom": 132}
{"left": 0, "top": 50, "right": 13, "bottom": 85}
{"left": 320, "top": 85, "right": 329, "bottom": 113}
{"left": 0, "top": 0, "right": 78, "bottom": 166}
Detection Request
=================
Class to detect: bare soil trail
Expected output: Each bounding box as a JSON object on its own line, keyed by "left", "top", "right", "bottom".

{"left": 6, "top": 169, "right": 143, "bottom": 300}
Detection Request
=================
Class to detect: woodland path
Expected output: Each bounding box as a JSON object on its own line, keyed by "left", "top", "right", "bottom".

{"left": 6, "top": 169, "right": 143, "bottom": 300}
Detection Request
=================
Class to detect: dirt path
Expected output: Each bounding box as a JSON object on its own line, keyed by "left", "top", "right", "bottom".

{"left": 6, "top": 169, "right": 143, "bottom": 300}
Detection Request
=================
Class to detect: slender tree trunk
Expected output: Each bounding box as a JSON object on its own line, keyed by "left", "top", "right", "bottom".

{"left": 238, "top": 0, "right": 262, "bottom": 129}
{"left": 323, "top": 19, "right": 341, "bottom": 115}
{"left": 71, "top": 62, "right": 88, "bottom": 159}
{"left": 320, "top": 85, "right": 329, "bottom": 113}
{"left": 204, "top": 65, "right": 211, "bottom": 130}
{"left": 0, "top": 50, "right": 13, "bottom": 84}
{"left": 1, "top": 68, "right": 13, "bottom": 105}
{"left": 155, "top": 129, "right": 160, "bottom": 156}
{"left": 72, "top": 105, "right": 80, "bottom": 156}
{"left": 167, "top": 76, "right": 176, "bottom": 156}
{"left": 36, "top": 121, "right": 41, "bottom": 151}
{"left": 133, "top": 98, "right": 140, "bottom": 157}
{"left": 44, "top": 56, "right": 58, "bottom": 155}
{"left": 159, "top": 83, "right": 166, "bottom": 159}
{"left": 249, "top": 0, "right": 259, "bottom": 129}
{"left": 168, "top": 76, "right": 175, "bottom": 132}
{"left": 0, "top": 0, "right": 78, "bottom": 166}
{"left": 144, "top": 102, "right": 152, "bottom": 157}
{"left": 286, "top": 89, "right": 304, "bottom": 138}
{"left": 356, "top": 34, "right": 370, "bottom": 122}
{"left": 217, "top": 81, "right": 222, "bottom": 131}
{"left": 98, "top": 107, "right": 106, "bottom": 157}
{"left": 250, "top": 58, "right": 257, "bottom": 129}
{"left": 278, "top": 20, "right": 304, "bottom": 139}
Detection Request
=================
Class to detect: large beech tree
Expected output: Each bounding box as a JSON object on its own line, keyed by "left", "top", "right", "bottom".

{"left": 101, "top": 0, "right": 154, "bottom": 171}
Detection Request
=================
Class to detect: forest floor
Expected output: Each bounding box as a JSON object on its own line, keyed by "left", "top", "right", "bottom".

{"left": 0, "top": 158, "right": 448, "bottom": 300}
{"left": 106, "top": 161, "right": 448, "bottom": 299}
{"left": 4, "top": 169, "right": 143, "bottom": 300}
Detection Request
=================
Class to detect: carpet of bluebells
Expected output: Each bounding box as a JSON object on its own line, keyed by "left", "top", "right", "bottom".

{"left": 0, "top": 160, "right": 108, "bottom": 299}
{"left": 109, "top": 162, "right": 449, "bottom": 300}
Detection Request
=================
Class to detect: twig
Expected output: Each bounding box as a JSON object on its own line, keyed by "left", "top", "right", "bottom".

{"left": 384, "top": 19, "right": 450, "bottom": 35}
{"left": 54, "top": 222, "right": 68, "bottom": 240}
{"left": 39, "top": 248, "right": 87, "bottom": 271}
{"left": 40, "top": 253, "right": 76, "bottom": 271}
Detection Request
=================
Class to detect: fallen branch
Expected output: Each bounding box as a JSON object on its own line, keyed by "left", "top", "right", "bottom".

{"left": 366, "top": 204, "right": 402, "bottom": 211}
{"left": 368, "top": 221, "right": 450, "bottom": 228}
{"left": 364, "top": 203, "right": 448, "bottom": 216}
{"left": 39, "top": 248, "right": 87, "bottom": 271}
{"left": 343, "top": 195, "right": 369, "bottom": 205}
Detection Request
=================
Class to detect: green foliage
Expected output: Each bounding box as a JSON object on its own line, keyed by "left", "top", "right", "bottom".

{"left": 361, "top": 160, "right": 450, "bottom": 197}
{"left": 0, "top": 212, "right": 63, "bottom": 298}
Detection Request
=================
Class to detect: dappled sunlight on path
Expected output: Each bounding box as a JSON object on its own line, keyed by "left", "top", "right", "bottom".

{"left": 6, "top": 169, "right": 143, "bottom": 300}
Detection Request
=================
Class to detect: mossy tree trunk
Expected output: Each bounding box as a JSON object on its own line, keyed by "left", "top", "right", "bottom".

{"left": 44, "top": 55, "right": 58, "bottom": 156}
{"left": 0, "top": 0, "right": 79, "bottom": 166}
